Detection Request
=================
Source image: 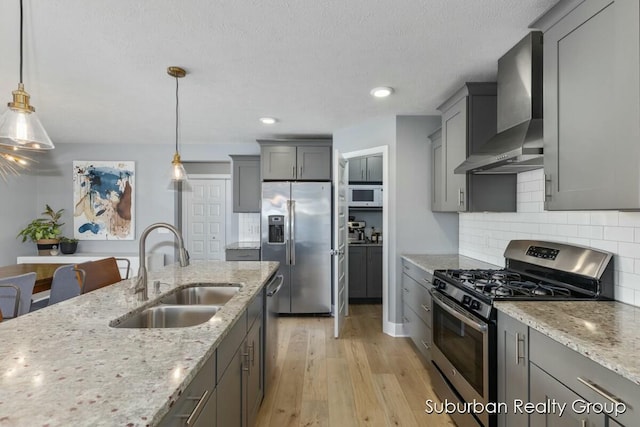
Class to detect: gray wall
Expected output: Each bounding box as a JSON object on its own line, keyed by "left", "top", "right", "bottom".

{"left": 334, "top": 115, "right": 458, "bottom": 326}
{"left": 0, "top": 141, "right": 259, "bottom": 266}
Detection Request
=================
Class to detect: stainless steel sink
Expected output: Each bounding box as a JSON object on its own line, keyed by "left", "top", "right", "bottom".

{"left": 112, "top": 305, "right": 220, "bottom": 329}
{"left": 159, "top": 284, "right": 241, "bottom": 305}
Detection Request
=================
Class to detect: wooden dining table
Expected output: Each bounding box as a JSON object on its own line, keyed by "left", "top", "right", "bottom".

{"left": 0, "top": 263, "right": 68, "bottom": 294}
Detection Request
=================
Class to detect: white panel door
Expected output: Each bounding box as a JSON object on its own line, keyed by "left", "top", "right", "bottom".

{"left": 333, "top": 151, "right": 348, "bottom": 338}
{"left": 183, "top": 179, "right": 226, "bottom": 261}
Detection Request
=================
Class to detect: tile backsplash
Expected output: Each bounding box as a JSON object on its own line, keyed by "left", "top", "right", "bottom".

{"left": 238, "top": 213, "right": 261, "bottom": 242}
{"left": 459, "top": 168, "right": 640, "bottom": 307}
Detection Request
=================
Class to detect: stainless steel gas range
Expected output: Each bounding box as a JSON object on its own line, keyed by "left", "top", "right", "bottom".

{"left": 429, "top": 240, "right": 614, "bottom": 427}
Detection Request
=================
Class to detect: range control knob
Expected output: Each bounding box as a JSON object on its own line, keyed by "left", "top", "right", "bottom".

{"left": 470, "top": 300, "right": 481, "bottom": 311}
{"left": 435, "top": 280, "right": 446, "bottom": 291}
{"left": 462, "top": 295, "right": 472, "bottom": 306}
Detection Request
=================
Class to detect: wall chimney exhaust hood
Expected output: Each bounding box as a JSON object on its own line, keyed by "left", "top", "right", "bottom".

{"left": 455, "top": 31, "right": 543, "bottom": 174}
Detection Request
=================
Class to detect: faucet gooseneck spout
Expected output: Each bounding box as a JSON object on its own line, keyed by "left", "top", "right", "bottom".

{"left": 135, "top": 222, "right": 190, "bottom": 301}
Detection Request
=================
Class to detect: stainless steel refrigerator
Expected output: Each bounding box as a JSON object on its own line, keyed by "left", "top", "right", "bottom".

{"left": 261, "top": 181, "right": 332, "bottom": 314}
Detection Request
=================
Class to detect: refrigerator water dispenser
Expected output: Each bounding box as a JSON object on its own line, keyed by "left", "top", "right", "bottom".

{"left": 268, "top": 215, "right": 285, "bottom": 243}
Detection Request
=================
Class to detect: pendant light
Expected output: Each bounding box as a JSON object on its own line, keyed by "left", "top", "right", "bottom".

{"left": 0, "top": 0, "right": 54, "bottom": 151}
{"left": 168, "top": 66, "right": 188, "bottom": 182}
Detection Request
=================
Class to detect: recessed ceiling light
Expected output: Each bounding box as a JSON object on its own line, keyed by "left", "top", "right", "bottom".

{"left": 370, "top": 87, "right": 394, "bottom": 98}
{"left": 259, "top": 117, "right": 278, "bottom": 125}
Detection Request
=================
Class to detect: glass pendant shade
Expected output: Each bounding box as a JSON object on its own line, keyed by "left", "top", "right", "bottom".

{"left": 0, "top": 84, "right": 54, "bottom": 150}
{"left": 171, "top": 152, "right": 188, "bottom": 182}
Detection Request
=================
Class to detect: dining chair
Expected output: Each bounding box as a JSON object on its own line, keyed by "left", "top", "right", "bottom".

{"left": 48, "top": 265, "right": 85, "bottom": 306}
{"left": 0, "top": 272, "right": 36, "bottom": 318}
{"left": 76, "top": 257, "right": 125, "bottom": 295}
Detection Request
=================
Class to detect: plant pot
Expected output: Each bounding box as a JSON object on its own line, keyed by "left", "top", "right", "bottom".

{"left": 37, "top": 239, "right": 60, "bottom": 256}
{"left": 60, "top": 241, "right": 78, "bottom": 255}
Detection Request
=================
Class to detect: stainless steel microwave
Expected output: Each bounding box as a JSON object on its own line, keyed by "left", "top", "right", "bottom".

{"left": 348, "top": 185, "right": 383, "bottom": 207}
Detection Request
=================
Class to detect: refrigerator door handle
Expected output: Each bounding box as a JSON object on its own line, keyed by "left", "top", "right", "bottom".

{"left": 285, "top": 200, "right": 292, "bottom": 265}
{"left": 290, "top": 200, "right": 296, "bottom": 265}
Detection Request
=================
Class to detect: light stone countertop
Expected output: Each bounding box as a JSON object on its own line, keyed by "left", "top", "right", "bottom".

{"left": 225, "top": 241, "right": 261, "bottom": 250}
{"left": 495, "top": 301, "right": 640, "bottom": 386}
{"left": 401, "top": 253, "right": 501, "bottom": 274}
{"left": 0, "top": 260, "right": 279, "bottom": 427}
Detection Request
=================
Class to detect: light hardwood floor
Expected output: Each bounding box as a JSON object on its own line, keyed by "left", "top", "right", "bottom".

{"left": 256, "top": 304, "right": 455, "bottom": 427}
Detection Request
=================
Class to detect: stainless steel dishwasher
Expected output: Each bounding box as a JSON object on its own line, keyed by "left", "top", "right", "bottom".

{"left": 264, "top": 272, "right": 283, "bottom": 391}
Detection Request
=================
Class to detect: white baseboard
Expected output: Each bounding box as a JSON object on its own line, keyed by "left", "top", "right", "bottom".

{"left": 383, "top": 320, "right": 408, "bottom": 337}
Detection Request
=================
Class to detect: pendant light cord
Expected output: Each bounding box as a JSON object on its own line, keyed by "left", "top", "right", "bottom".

{"left": 19, "top": 0, "right": 24, "bottom": 84}
{"left": 175, "top": 76, "right": 179, "bottom": 153}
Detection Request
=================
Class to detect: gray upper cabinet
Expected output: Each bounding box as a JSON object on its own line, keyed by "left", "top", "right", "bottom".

{"left": 259, "top": 140, "right": 332, "bottom": 181}
{"left": 435, "top": 83, "right": 516, "bottom": 212}
{"left": 348, "top": 155, "right": 382, "bottom": 183}
{"left": 535, "top": 0, "right": 640, "bottom": 210}
{"left": 230, "top": 155, "right": 261, "bottom": 213}
{"left": 429, "top": 128, "right": 443, "bottom": 211}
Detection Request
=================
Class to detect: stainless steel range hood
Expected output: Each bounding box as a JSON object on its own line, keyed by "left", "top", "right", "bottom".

{"left": 455, "top": 31, "right": 543, "bottom": 174}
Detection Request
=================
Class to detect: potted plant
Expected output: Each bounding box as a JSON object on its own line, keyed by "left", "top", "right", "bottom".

{"left": 17, "top": 204, "right": 65, "bottom": 255}
{"left": 59, "top": 236, "right": 79, "bottom": 254}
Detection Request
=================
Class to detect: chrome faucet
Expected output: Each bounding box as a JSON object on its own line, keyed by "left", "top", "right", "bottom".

{"left": 135, "top": 222, "right": 190, "bottom": 301}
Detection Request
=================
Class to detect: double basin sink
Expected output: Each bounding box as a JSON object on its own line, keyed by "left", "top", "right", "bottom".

{"left": 112, "top": 284, "right": 240, "bottom": 329}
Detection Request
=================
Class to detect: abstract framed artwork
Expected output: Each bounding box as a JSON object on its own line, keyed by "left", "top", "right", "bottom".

{"left": 73, "top": 161, "right": 135, "bottom": 240}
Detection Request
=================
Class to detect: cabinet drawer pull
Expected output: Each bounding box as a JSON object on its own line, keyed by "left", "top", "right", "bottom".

{"left": 249, "top": 342, "right": 255, "bottom": 365}
{"left": 421, "top": 304, "right": 430, "bottom": 313}
{"left": 292, "top": 165, "right": 296, "bottom": 178}
{"left": 421, "top": 340, "right": 430, "bottom": 351}
{"left": 515, "top": 333, "right": 525, "bottom": 365}
{"left": 459, "top": 188, "right": 464, "bottom": 206}
{"left": 423, "top": 278, "right": 432, "bottom": 284}
{"left": 185, "top": 390, "right": 209, "bottom": 426}
{"left": 403, "top": 316, "right": 409, "bottom": 323}
{"left": 242, "top": 351, "right": 250, "bottom": 372}
{"left": 576, "top": 377, "right": 625, "bottom": 405}
{"left": 403, "top": 287, "right": 409, "bottom": 293}
{"left": 544, "top": 174, "right": 552, "bottom": 200}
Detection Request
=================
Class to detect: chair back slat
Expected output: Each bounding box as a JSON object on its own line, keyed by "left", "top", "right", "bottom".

{"left": 76, "top": 257, "right": 122, "bottom": 294}
{"left": 48, "top": 265, "right": 84, "bottom": 305}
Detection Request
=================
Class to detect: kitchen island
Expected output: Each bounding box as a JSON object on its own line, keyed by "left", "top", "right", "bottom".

{"left": 0, "top": 260, "right": 279, "bottom": 426}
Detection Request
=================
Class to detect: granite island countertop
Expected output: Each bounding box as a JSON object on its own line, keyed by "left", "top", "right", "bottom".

{"left": 0, "top": 260, "right": 279, "bottom": 427}
{"left": 495, "top": 301, "right": 640, "bottom": 386}
{"left": 401, "top": 253, "right": 501, "bottom": 274}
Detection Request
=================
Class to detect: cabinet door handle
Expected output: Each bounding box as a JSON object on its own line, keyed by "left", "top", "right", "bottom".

{"left": 185, "top": 390, "right": 209, "bottom": 426}
{"left": 544, "top": 174, "right": 552, "bottom": 200}
{"left": 402, "top": 287, "right": 409, "bottom": 293}
{"left": 458, "top": 188, "right": 464, "bottom": 206}
{"left": 403, "top": 316, "right": 409, "bottom": 323}
{"left": 515, "top": 333, "right": 525, "bottom": 365}
{"left": 242, "top": 350, "right": 250, "bottom": 372}
{"left": 299, "top": 166, "right": 303, "bottom": 177}
{"left": 423, "top": 278, "right": 432, "bottom": 284}
{"left": 421, "top": 340, "right": 430, "bottom": 351}
{"left": 292, "top": 165, "right": 296, "bottom": 178}
{"left": 576, "top": 377, "right": 625, "bottom": 406}
{"left": 421, "top": 304, "right": 430, "bottom": 313}
{"left": 249, "top": 341, "right": 255, "bottom": 365}
{"left": 580, "top": 420, "right": 586, "bottom": 427}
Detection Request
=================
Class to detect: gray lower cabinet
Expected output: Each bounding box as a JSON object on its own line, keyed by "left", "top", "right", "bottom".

{"left": 497, "top": 311, "right": 528, "bottom": 427}
{"left": 535, "top": 0, "right": 640, "bottom": 210}
{"left": 401, "top": 259, "right": 433, "bottom": 362}
{"left": 349, "top": 155, "right": 382, "bottom": 183}
{"left": 216, "top": 293, "right": 264, "bottom": 427}
{"left": 348, "top": 245, "right": 382, "bottom": 300}
{"left": 230, "top": 155, "right": 261, "bottom": 213}
{"left": 226, "top": 248, "right": 260, "bottom": 261}
{"left": 258, "top": 140, "right": 332, "bottom": 181}
{"left": 159, "top": 351, "right": 217, "bottom": 427}
{"left": 530, "top": 363, "right": 603, "bottom": 427}
{"left": 435, "top": 83, "right": 516, "bottom": 212}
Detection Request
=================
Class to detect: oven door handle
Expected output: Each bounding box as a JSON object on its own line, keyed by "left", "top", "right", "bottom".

{"left": 430, "top": 290, "right": 488, "bottom": 333}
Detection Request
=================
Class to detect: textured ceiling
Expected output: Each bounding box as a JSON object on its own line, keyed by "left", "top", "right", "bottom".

{"left": 0, "top": 0, "right": 558, "bottom": 146}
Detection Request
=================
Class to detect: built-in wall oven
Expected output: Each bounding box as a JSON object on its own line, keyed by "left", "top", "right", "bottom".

{"left": 429, "top": 240, "right": 614, "bottom": 427}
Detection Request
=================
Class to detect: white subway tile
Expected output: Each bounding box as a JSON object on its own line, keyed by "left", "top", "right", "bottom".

{"left": 567, "top": 237, "right": 591, "bottom": 246}
{"left": 590, "top": 211, "right": 619, "bottom": 226}
{"left": 617, "top": 242, "right": 640, "bottom": 258}
{"left": 539, "top": 224, "right": 558, "bottom": 235}
{"left": 618, "top": 212, "right": 640, "bottom": 227}
{"left": 589, "top": 239, "right": 619, "bottom": 253}
{"left": 518, "top": 191, "right": 532, "bottom": 202}
{"left": 634, "top": 228, "right": 640, "bottom": 243}
{"left": 566, "top": 212, "right": 591, "bottom": 225}
{"left": 616, "top": 256, "right": 635, "bottom": 273}
{"left": 530, "top": 191, "right": 545, "bottom": 203}
{"left": 523, "top": 180, "right": 542, "bottom": 192}
{"left": 603, "top": 226, "right": 634, "bottom": 242}
{"left": 557, "top": 224, "right": 578, "bottom": 237}
{"left": 633, "top": 259, "right": 640, "bottom": 274}
{"left": 578, "top": 225, "right": 603, "bottom": 240}
{"left": 636, "top": 290, "right": 640, "bottom": 307}
{"left": 615, "top": 285, "right": 636, "bottom": 305}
